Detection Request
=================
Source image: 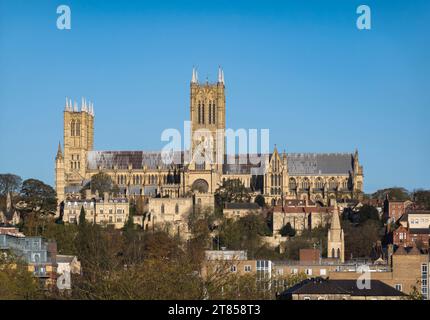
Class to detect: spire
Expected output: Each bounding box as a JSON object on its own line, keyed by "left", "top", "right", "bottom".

{"left": 330, "top": 204, "right": 341, "bottom": 231}
{"left": 65, "top": 97, "right": 69, "bottom": 111}
{"left": 221, "top": 69, "right": 225, "bottom": 84}
{"left": 218, "top": 66, "right": 223, "bottom": 83}
{"left": 73, "top": 101, "right": 78, "bottom": 112}
{"left": 81, "top": 97, "right": 85, "bottom": 112}
{"left": 191, "top": 67, "right": 197, "bottom": 84}
{"left": 56, "top": 141, "right": 63, "bottom": 160}
{"left": 6, "top": 192, "right": 11, "bottom": 212}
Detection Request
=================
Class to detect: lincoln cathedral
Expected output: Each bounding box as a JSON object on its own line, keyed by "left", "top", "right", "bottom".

{"left": 55, "top": 67, "right": 364, "bottom": 210}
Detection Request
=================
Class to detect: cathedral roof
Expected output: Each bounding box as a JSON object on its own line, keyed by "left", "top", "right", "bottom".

{"left": 87, "top": 151, "right": 185, "bottom": 170}
{"left": 286, "top": 153, "right": 354, "bottom": 175}
{"left": 86, "top": 151, "right": 355, "bottom": 176}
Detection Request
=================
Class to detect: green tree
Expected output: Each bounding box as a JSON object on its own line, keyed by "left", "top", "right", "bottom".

{"left": 343, "top": 219, "right": 382, "bottom": 259}
{"left": 413, "top": 189, "right": 430, "bottom": 210}
{"left": 79, "top": 206, "right": 86, "bottom": 225}
{"left": 254, "top": 195, "right": 265, "bottom": 208}
{"left": 215, "top": 178, "right": 251, "bottom": 209}
{"left": 0, "top": 254, "right": 43, "bottom": 300}
{"left": 19, "top": 179, "right": 57, "bottom": 215}
{"left": 81, "top": 172, "right": 115, "bottom": 197}
{"left": 372, "top": 187, "right": 410, "bottom": 201}
{"left": 0, "top": 173, "right": 22, "bottom": 196}
{"left": 357, "top": 204, "right": 380, "bottom": 224}
{"left": 219, "top": 214, "right": 270, "bottom": 259}
{"left": 279, "top": 222, "right": 296, "bottom": 237}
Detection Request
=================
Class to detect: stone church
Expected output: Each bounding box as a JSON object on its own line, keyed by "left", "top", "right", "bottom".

{"left": 55, "top": 67, "right": 364, "bottom": 207}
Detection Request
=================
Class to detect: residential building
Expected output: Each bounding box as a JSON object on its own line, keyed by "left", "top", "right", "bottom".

{"left": 279, "top": 278, "right": 406, "bottom": 300}
{"left": 223, "top": 202, "right": 261, "bottom": 220}
{"left": 62, "top": 194, "right": 129, "bottom": 229}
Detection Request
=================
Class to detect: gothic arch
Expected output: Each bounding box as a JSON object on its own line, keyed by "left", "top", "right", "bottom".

{"left": 192, "top": 179, "right": 209, "bottom": 193}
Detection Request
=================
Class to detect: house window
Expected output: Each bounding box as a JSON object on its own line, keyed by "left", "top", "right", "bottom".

{"left": 395, "top": 284, "right": 403, "bottom": 292}
{"left": 303, "top": 297, "right": 311, "bottom": 300}
{"left": 175, "top": 204, "right": 179, "bottom": 214}
{"left": 320, "top": 269, "right": 327, "bottom": 276}
{"left": 422, "top": 263, "right": 428, "bottom": 299}
{"left": 231, "top": 265, "right": 237, "bottom": 272}
{"left": 291, "top": 268, "right": 298, "bottom": 275}
{"left": 305, "top": 269, "right": 312, "bottom": 276}
{"left": 244, "top": 265, "right": 251, "bottom": 272}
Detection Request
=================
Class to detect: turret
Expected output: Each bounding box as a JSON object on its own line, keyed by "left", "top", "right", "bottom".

{"left": 55, "top": 142, "right": 65, "bottom": 208}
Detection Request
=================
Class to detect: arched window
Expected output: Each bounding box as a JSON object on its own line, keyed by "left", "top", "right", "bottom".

{"left": 201, "top": 103, "right": 205, "bottom": 124}
{"left": 289, "top": 178, "right": 297, "bottom": 190}
{"left": 208, "top": 102, "right": 212, "bottom": 124}
{"left": 302, "top": 179, "right": 310, "bottom": 190}
{"left": 175, "top": 204, "right": 179, "bottom": 214}
{"left": 332, "top": 248, "right": 335, "bottom": 258}
{"left": 337, "top": 248, "right": 341, "bottom": 259}
{"left": 329, "top": 178, "right": 337, "bottom": 190}
{"left": 70, "top": 120, "right": 75, "bottom": 136}
{"left": 212, "top": 102, "right": 216, "bottom": 124}
{"left": 198, "top": 102, "right": 201, "bottom": 124}
{"left": 161, "top": 204, "right": 165, "bottom": 214}
{"left": 315, "top": 178, "right": 323, "bottom": 189}
{"left": 75, "top": 120, "right": 81, "bottom": 136}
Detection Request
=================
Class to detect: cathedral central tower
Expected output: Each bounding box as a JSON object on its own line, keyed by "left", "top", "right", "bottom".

{"left": 190, "top": 67, "right": 226, "bottom": 172}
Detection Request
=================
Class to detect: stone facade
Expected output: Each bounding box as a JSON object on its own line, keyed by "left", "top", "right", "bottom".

{"left": 272, "top": 201, "right": 333, "bottom": 236}
{"left": 55, "top": 68, "right": 364, "bottom": 213}
{"left": 62, "top": 196, "right": 129, "bottom": 229}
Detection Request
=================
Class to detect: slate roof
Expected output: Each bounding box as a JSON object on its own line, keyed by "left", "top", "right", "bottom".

{"left": 286, "top": 153, "right": 354, "bottom": 175}
{"left": 280, "top": 279, "right": 406, "bottom": 298}
{"left": 86, "top": 151, "right": 354, "bottom": 176}
{"left": 409, "top": 228, "right": 430, "bottom": 235}
{"left": 225, "top": 202, "right": 260, "bottom": 210}
{"left": 87, "top": 151, "right": 185, "bottom": 170}
{"left": 56, "top": 255, "right": 76, "bottom": 263}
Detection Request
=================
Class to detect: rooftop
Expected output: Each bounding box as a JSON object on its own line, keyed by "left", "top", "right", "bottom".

{"left": 280, "top": 278, "right": 406, "bottom": 298}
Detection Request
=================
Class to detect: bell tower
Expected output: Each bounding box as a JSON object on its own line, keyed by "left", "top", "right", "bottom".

{"left": 63, "top": 97, "right": 94, "bottom": 186}
{"left": 190, "top": 67, "right": 226, "bottom": 172}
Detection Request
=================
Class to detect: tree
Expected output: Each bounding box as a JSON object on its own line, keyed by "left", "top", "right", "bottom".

{"left": 279, "top": 222, "right": 296, "bottom": 237}
{"left": 343, "top": 219, "right": 382, "bottom": 259}
{"left": 0, "top": 254, "right": 43, "bottom": 299}
{"left": 254, "top": 195, "right": 265, "bottom": 208}
{"left": 357, "top": 204, "right": 380, "bottom": 224}
{"left": 81, "top": 172, "right": 115, "bottom": 197}
{"left": 19, "top": 179, "right": 57, "bottom": 215}
{"left": 412, "top": 189, "right": 430, "bottom": 210}
{"left": 215, "top": 178, "right": 251, "bottom": 209}
{"left": 218, "top": 214, "right": 270, "bottom": 259}
{"left": 409, "top": 281, "right": 424, "bottom": 300}
{"left": 372, "top": 187, "right": 410, "bottom": 201}
{"left": 91, "top": 172, "right": 113, "bottom": 195}
{"left": 0, "top": 173, "right": 22, "bottom": 196}
{"left": 79, "top": 206, "right": 86, "bottom": 225}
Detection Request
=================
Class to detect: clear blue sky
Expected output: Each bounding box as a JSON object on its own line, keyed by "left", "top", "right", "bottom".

{"left": 0, "top": 0, "right": 429, "bottom": 193}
